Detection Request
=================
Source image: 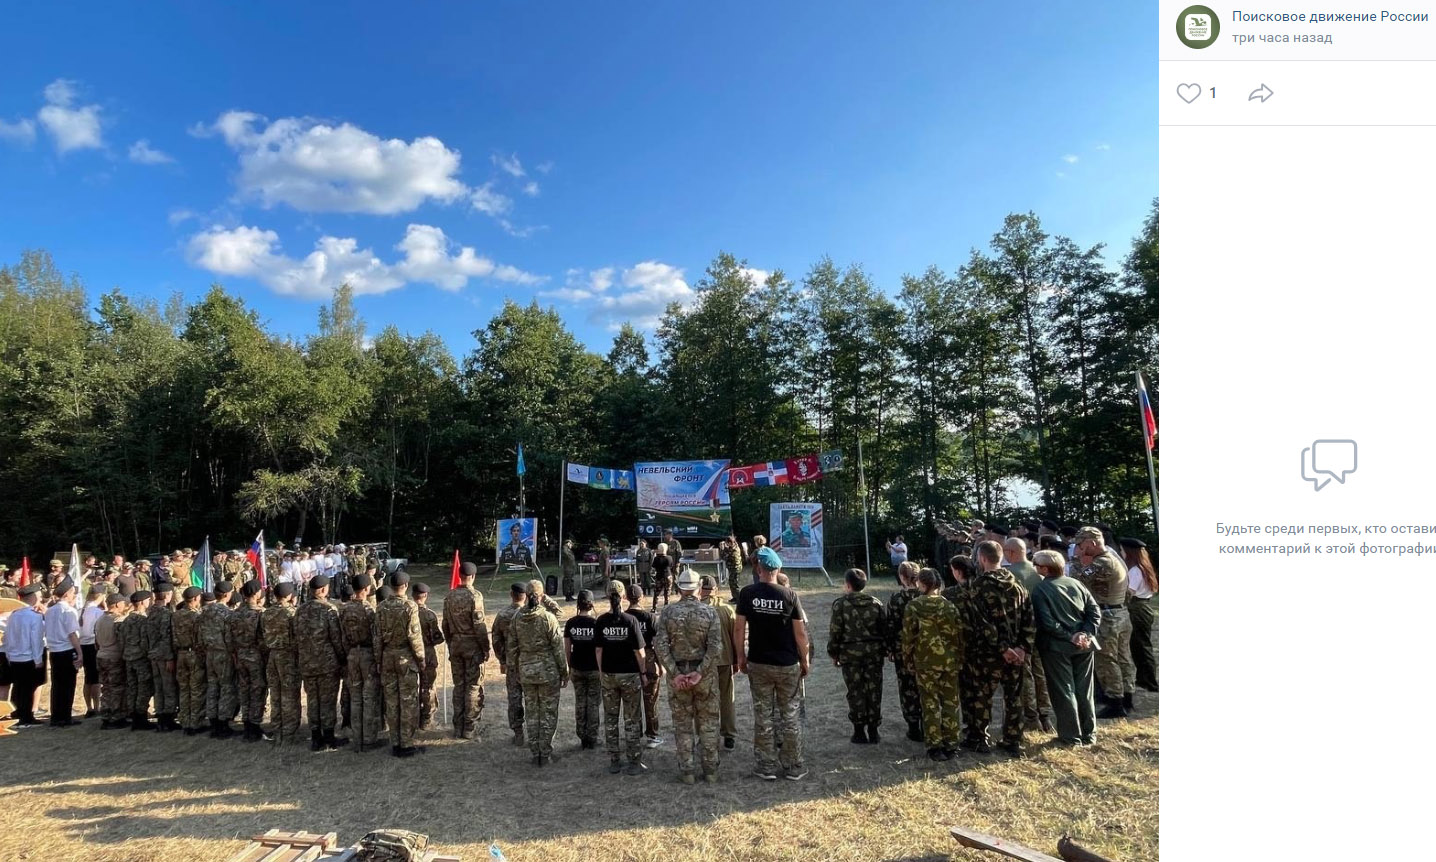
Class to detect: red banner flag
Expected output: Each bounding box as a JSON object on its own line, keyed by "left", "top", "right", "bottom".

{"left": 726, "top": 465, "right": 758, "bottom": 490}
{"left": 786, "top": 454, "right": 823, "bottom": 484}
{"left": 19, "top": 556, "right": 30, "bottom": 588}
{"left": 449, "top": 549, "right": 462, "bottom": 590}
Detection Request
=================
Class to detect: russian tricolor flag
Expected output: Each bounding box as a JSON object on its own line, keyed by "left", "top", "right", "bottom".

{"left": 1138, "top": 373, "right": 1158, "bottom": 451}
{"left": 247, "top": 531, "right": 268, "bottom": 589}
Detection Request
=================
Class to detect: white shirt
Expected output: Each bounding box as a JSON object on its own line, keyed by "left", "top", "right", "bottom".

{"left": 3, "top": 605, "right": 45, "bottom": 662}
{"left": 1128, "top": 564, "right": 1155, "bottom": 600}
{"left": 79, "top": 603, "right": 105, "bottom": 645}
{"left": 44, "top": 601, "right": 82, "bottom": 653}
{"left": 889, "top": 541, "right": 908, "bottom": 564}
{"left": 279, "top": 560, "right": 296, "bottom": 584}
{"left": 298, "top": 558, "right": 316, "bottom": 584}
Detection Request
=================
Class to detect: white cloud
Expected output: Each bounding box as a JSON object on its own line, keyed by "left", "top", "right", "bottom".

{"left": 37, "top": 78, "right": 103, "bottom": 153}
{"left": 168, "top": 208, "right": 197, "bottom": 226}
{"left": 521, "top": 181, "right": 540, "bottom": 197}
{"left": 187, "top": 223, "right": 542, "bottom": 299}
{"left": 1095, "top": 143, "right": 1111, "bottom": 151}
{"left": 492, "top": 152, "right": 524, "bottom": 177}
{"left": 0, "top": 117, "right": 35, "bottom": 145}
{"left": 128, "top": 139, "right": 174, "bottom": 165}
{"left": 471, "top": 181, "right": 512, "bottom": 216}
{"left": 1061, "top": 154, "right": 1079, "bottom": 164}
{"left": 195, "top": 110, "right": 469, "bottom": 214}
{"left": 546, "top": 262, "right": 693, "bottom": 328}
{"left": 741, "top": 267, "right": 770, "bottom": 289}
{"left": 535, "top": 161, "right": 554, "bottom": 174}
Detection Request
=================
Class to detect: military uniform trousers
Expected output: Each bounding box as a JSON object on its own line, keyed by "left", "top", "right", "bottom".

{"left": 727, "top": 568, "right": 742, "bottom": 602}
{"left": 748, "top": 661, "right": 803, "bottom": 772}
{"left": 176, "top": 650, "right": 205, "bottom": 729}
{"left": 419, "top": 647, "right": 438, "bottom": 728}
{"left": 839, "top": 658, "right": 884, "bottom": 726}
{"left": 382, "top": 652, "right": 421, "bottom": 749}
{"left": 346, "top": 647, "right": 383, "bottom": 746}
{"left": 915, "top": 663, "right": 961, "bottom": 749}
{"left": 504, "top": 666, "right": 524, "bottom": 732}
{"left": 1127, "top": 596, "right": 1159, "bottom": 690}
{"left": 302, "top": 670, "right": 341, "bottom": 735}
{"left": 601, "top": 671, "right": 643, "bottom": 762}
{"left": 668, "top": 665, "right": 720, "bottom": 777}
{"left": 236, "top": 651, "right": 267, "bottom": 726}
{"left": 716, "top": 663, "right": 736, "bottom": 741}
{"left": 961, "top": 659, "right": 1024, "bottom": 746}
{"left": 448, "top": 645, "right": 486, "bottom": 738}
{"left": 151, "top": 658, "right": 178, "bottom": 717}
{"left": 125, "top": 658, "right": 154, "bottom": 717}
{"left": 640, "top": 658, "right": 661, "bottom": 738}
{"left": 1095, "top": 607, "right": 1136, "bottom": 698}
{"left": 1019, "top": 650, "right": 1051, "bottom": 726}
{"left": 98, "top": 657, "right": 127, "bottom": 721}
{"left": 571, "top": 669, "right": 601, "bottom": 743}
{"left": 1038, "top": 645, "right": 1097, "bottom": 744}
{"left": 266, "top": 655, "right": 302, "bottom": 743}
{"left": 521, "top": 677, "right": 561, "bottom": 758}
{"left": 893, "top": 661, "right": 922, "bottom": 730}
{"left": 204, "top": 649, "right": 238, "bottom": 723}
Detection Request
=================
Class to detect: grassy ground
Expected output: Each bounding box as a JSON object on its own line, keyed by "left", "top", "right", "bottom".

{"left": 0, "top": 571, "right": 1157, "bottom": 862}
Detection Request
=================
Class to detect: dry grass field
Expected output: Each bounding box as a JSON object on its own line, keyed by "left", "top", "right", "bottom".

{"left": 0, "top": 571, "right": 1157, "bottom": 862}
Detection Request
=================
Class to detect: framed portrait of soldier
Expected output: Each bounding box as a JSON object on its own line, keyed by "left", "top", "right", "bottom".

{"left": 497, "top": 518, "right": 538, "bottom": 569}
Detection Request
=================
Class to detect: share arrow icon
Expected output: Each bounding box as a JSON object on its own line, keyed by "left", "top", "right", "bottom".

{"left": 1248, "top": 83, "right": 1274, "bottom": 103}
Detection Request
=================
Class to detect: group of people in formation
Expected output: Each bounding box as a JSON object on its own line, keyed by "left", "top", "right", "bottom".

{"left": 0, "top": 522, "right": 1157, "bottom": 783}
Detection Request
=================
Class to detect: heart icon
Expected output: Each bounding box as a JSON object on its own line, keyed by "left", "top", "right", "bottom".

{"left": 1177, "top": 83, "right": 1202, "bottom": 104}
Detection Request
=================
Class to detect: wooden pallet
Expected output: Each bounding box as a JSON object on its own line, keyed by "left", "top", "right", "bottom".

{"left": 228, "top": 830, "right": 460, "bottom": 862}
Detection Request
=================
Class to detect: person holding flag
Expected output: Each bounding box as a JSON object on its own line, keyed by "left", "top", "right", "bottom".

{"left": 247, "top": 533, "right": 269, "bottom": 590}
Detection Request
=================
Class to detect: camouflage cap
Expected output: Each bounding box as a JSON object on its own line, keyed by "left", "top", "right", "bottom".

{"left": 1074, "top": 526, "right": 1105, "bottom": 545}
{"left": 49, "top": 559, "right": 64, "bottom": 568}
{"left": 699, "top": 574, "right": 717, "bottom": 590}
{"left": 606, "top": 580, "right": 624, "bottom": 596}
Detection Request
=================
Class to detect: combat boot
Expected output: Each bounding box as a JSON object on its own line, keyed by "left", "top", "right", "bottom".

{"left": 1096, "top": 696, "right": 1128, "bottom": 719}
{"left": 130, "top": 712, "right": 154, "bottom": 731}
{"left": 1122, "top": 692, "right": 1135, "bottom": 713}
{"left": 211, "top": 718, "right": 235, "bottom": 739}
{"left": 1039, "top": 714, "right": 1054, "bottom": 734}
{"left": 905, "top": 721, "right": 922, "bottom": 742}
{"left": 866, "top": 723, "right": 881, "bottom": 744}
{"left": 850, "top": 723, "right": 866, "bottom": 744}
{"left": 240, "top": 721, "right": 258, "bottom": 742}
{"left": 310, "top": 728, "right": 325, "bottom": 751}
{"left": 326, "top": 732, "right": 350, "bottom": 749}
{"left": 155, "top": 714, "right": 175, "bottom": 733}
{"left": 608, "top": 757, "right": 623, "bottom": 774}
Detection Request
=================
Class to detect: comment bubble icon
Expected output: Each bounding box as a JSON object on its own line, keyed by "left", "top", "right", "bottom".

{"left": 1311, "top": 439, "right": 1358, "bottom": 486}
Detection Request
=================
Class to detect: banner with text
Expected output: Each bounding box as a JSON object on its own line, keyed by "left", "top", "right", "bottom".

{"left": 636, "top": 460, "right": 732, "bottom": 539}
{"left": 770, "top": 502, "right": 823, "bottom": 568}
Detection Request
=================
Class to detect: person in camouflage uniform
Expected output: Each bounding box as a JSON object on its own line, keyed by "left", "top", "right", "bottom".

{"left": 411, "top": 582, "right": 443, "bottom": 729}
{"left": 375, "top": 571, "right": 426, "bottom": 757}
{"left": 491, "top": 583, "right": 528, "bottom": 747}
{"left": 1003, "top": 539, "right": 1053, "bottom": 734}
{"left": 508, "top": 579, "right": 568, "bottom": 765}
{"left": 95, "top": 593, "right": 129, "bottom": 728}
{"left": 720, "top": 536, "right": 744, "bottom": 602}
{"left": 560, "top": 540, "right": 578, "bottom": 601}
{"left": 441, "top": 563, "right": 490, "bottom": 739}
{"left": 120, "top": 589, "right": 155, "bottom": 730}
{"left": 230, "top": 581, "right": 270, "bottom": 742}
{"left": 886, "top": 561, "right": 923, "bottom": 741}
{"left": 172, "top": 586, "right": 206, "bottom": 734}
{"left": 960, "top": 542, "right": 1037, "bottom": 757}
{"left": 199, "top": 582, "right": 239, "bottom": 738}
{"left": 262, "top": 583, "right": 303, "bottom": 744}
{"left": 339, "top": 573, "right": 384, "bottom": 751}
{"left": 828, "top": 568, "right": 888, "bottom": 745}
{"left": 295, "top": 574, "right": 348, "bottom": 751}
{"left": 146, "top": 582, "right": 180, "bottom": 732}
{"left": 699, "top": 575, "right": 738, "bottom": 749}
{"left": 1072, "top": 526, "right": 1136, "bottom": 718}
{"left": 655, "top": 567, "right": 722, "bottom": 784}
{"left": 902, "top": 568, "right": 964, "bottom": 760}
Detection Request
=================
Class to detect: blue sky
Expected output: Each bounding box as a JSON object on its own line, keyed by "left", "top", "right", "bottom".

{"left": 0, "top": 2, "right": 1155, "bottom": 355}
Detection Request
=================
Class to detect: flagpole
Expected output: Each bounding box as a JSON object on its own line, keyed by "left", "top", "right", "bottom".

{"left": 558, "top": 458, "right": 566, "bottom": 563}
{"left": 858, "top": 435, "right": 872, "bottom": 576}
{"left": 1138, "top": 371, "right": 1160, "bottom": 531}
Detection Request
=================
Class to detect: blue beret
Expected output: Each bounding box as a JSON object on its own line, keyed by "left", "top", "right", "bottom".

{"left": 756, "top": 546, "right": 783, "bottom": 570}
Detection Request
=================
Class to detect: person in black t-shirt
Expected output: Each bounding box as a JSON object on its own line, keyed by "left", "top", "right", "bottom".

{"left": 650, "top": 545, "right": 672, "bottom": 608}
{"left": 625, "top": 583, "right": 664, "bottom": 747}
{"left": 564, "top": 591, "right": 602, "bottom": 749}
{"left": 595, "top": 583, "right": 648, "bottom": 775}
{"left": 735, "top": 546, "right": 810, "bottom": 781}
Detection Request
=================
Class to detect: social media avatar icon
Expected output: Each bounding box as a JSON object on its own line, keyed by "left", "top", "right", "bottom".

{"left": 1301, "top": 440, "right": 1358, "bottom": 491}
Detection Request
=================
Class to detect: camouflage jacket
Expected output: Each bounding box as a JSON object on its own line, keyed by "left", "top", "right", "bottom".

{"left": 229, "top": 605, "right": 265, "bottom": 657}
{"left": 146, "top": 604, "right": 175, "bottom": 661}
{"left": 721, "top": 544, "right": 743, "bottom": 575}
{"left": 441, "top": 586, "right": 489, "bottom": 659}
{"left": 338, "top": 600, "right": 376, "bottom": 651}
{"left": 418, "top": 606, "right": 443, "bottom": 652}
{"left": 884, "top": 587, "right": 920, "bottom": 659}
{"left": 901, "top": 593, "right": 964, "bottom": 672}
{"left": 172, "top": 606, "right": 202, "bottom": 651}
{"left": 491, "top": 604, "right": 521, "bottom": 669}
{"left": 294, "top": 598, "right": 345, "bottom": 675}
{"left": 654, "top": 595, "right": 721, "bottom": 678}
{"left": 119, "top": 610, "right": 150, "bottom": 662}
{"left": 965, "top": 569, "right": 1036, "bottom": 659}
{"left": 261, "top": 605, "right": 298, "bottom": 658}
{"left": 1077, "top": 549, "right": 1128, "bottom": 607}
{"left": 704, "top": 596, "right": 737, "bottom": 666}
{"left": 561, "top": 548, "right": 578, "bottom": 576}
{"left": 198, "top": 603, "right": 234, "bottom": 652}
{"left": 827, "top": 591, "right": 888, "bottom": 663}
{"left": 507, "top": 603, "right": 567, "bottom": 685}
{"left": 375, "top": 596, "right": 425, "bottom": 665}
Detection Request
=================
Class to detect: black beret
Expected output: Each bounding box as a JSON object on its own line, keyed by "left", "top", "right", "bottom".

{"left": 1059, "top": 525, "right": 1079, "bottom": 537}
{"left": 54, "top": 578, "right": 77, "bottom": 595}
{"left": 1040, "top": 519, "right": 1059, "bottom": 531}
{"left": 214, "top": 581, "right": 234, "bottom": 594}
{"left": 182, "top": 586, "right": 201, "bottom": 600}
{"left": 412, "top": 582, "right": 430, "bottom": 595}
{"left": 240, "top": 580, "right": 262, "bottom": 597}
{"left": 155, "top": 582, "right": 174, "bottom": 594}
{"left": 510, "top": 583, "right": 525, "bottom": 596}
{"left": 1022, "top": 520, "right": 1041, "bottom": 531}
{"left": 987, "top": 525, "right": 1010, "bottom": 537}
{"left": 461, "top": 561, "right": 477, "bottom": 577}
{"left": 351, "top": 573, "right": 374, "bottom": 590}
{"left": 273, "top": 583, "right": 297, "bottom": 598}
{"left": 18, "top": 583, "right": 45, "bottom": 597}
{"left": 388, "top": 570, "right": 409, "bottom": 588}
{"left": 200, "top": 592, "right": 215, "bottom": 603}
{"left": 1119, "top": 537, "right": 1147, "bottom": 550}
{"left": 377, "top": 586, "right": 396, "bottom": 601}
{"left": 309, "top": 575, "right": 330, "bottom": 591}
{"left": 129, "top": 589, "right": 153, "bottom": 603}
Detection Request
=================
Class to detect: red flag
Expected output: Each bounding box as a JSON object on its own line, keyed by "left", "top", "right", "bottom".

{"left": 19, "top": 556, "right": 30, "bottom": 588}
{"left": 1138, "top": 373, "right": 1158, "bottom": 451}
{"left": 449, "top": 549, "right": 462, "bottom": 590}
{"left": 726, "top": 465, "right": 759, "bottom": 490}
{"left": 785, "top": 454, "right": 823, "bottom": 484}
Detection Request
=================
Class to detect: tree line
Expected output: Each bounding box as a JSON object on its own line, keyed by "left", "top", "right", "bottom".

{"left": 0, "top": 203, "right": 1158, "bottom": 566}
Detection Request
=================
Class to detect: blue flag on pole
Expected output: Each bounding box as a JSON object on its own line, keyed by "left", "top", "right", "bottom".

{"left": 516, "top": 443, "right": 526, "bottom": 477}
